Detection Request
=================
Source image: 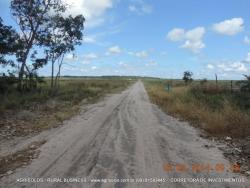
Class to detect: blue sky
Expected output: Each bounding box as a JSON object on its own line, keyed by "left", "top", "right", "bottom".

{"left": 1, "top": 0, "right": 250, "bottom": 79}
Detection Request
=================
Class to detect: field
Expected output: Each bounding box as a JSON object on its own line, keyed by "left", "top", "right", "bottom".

{"left": 144, "top": 79, "right": 250, "bottom": 138}
{"left": 0, "top": 77, "right": 133, "bottom": 140}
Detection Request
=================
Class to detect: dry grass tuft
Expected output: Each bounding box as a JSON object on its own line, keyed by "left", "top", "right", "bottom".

{"left": 0, "top": 78, "right": 132, "bottom": 139}
{"left": 145, "top": 81, "right": 250, "bottom": 138}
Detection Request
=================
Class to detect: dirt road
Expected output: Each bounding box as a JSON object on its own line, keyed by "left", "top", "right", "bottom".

{"left": 1, "top": 81, "right": 249, "bottom": 188}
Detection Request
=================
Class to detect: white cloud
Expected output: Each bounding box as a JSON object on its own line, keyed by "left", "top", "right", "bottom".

{"left": 106, "top": 45, "right": 122, "bottom": 55}
{"left": 128, "top": 0, "right": 152, "bottom": 15}
{"left": 83, "top": 53, "right": 98, "bottom": 60}
{"left": 135, "top": 51, "right": 148, "bottom": 58}
{"left": 82, "top": 24, "right": 123, "bottom": 46}
{"left": 167, "top": 28, "right": 185, "bottom": 41}
{"left": 63, "top": 0, "right": 114, "bottom": 28}
{"left": 167, "top": 27, "right": 205, "bottom": 53}
{"left": 128, "top": 5, "right": 137, "bottom": 12}
{"left": 91, "top": 66, "right": 97, "bottom": 70}
{"left": 185, "top": 27, "right": 205, "bottom": 42}
{"left": 80, "top": 68, "right": 87, "bottom": 72}
{"left": 207, "top": 64, "right": 214, "bottom": 69}
{"left": 244, "top": 36, "right": 250, "bottom": 44}
{"left": 64, "top": 67, "right": 75, "bottom": 71}
{"left": 83, "top": 36, "right": 96, "bottom": 43}
{"left": 118, "top": 61, "right": 129, "bottom": 68}
{"left": 145, "top": 60, "right": 157, "bottom": 67}
{"left": 81, "top": 60, "right": 90, "bottom": 65}
{"left": 65, "top": 53, "right": 77, "bottom": 61}
{"left": 66, "top": 52, "right": 99, "bottom": 65}
{"left": 127, "top": 50, "right": 149, "bottom": 58}
{"left": 212, "top": 18, "right": 244, "bottom": 35}
{"left": 181, "top": 40, "right": 205, "bottom": 53}
{"left": 65, "top": 54, "right": 74, "bottom": 60}
{"left": 217, "top": 61, "right": 247, "bottom": 73}
{"left": 141, "top": 4, "right": 152, "bottom": 14}
{"left": 127, "top": 51, "right": 134, "bottom": 56}
{"left": 245, "top": 52, "right": 250, "bottom": 63}
{"left": 79, "top": 53, "right": 99, "bottom": 64}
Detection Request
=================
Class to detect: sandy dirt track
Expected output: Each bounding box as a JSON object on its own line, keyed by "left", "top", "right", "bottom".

{"left": 1, "top": 81, "right": 249, "bottom": 188}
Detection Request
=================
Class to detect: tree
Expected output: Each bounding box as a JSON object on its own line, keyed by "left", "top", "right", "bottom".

{"left": 183, "top": 71, "right": 193, "bottom": 85}
{"left": 10, "top": 0, "right": 66, "bottom": 90}
{"left": 0, "top": 18, "right": 21, "bottom": 93}
{"left": 237, "top": 75, "right": 250, "bottom": 92}
{"left": 44, "top": 15, "right": 85, "bottom": 89}
{"left": 0, "top": 17, "right": 21, "bottom": 67}
{"left": 200, "top": 78, "right": 207, "bottom": 85}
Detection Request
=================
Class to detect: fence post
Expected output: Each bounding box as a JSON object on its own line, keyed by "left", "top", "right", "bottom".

{"left": 230, "top": 80, "right": 233, "bottom": 93}
{"left": 215, "top": 74, "right": 218, "bottom": 91}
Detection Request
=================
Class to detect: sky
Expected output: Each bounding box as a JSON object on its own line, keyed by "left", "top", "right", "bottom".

{"left": 1, "top": 0, "right": 250, "bottom": 80}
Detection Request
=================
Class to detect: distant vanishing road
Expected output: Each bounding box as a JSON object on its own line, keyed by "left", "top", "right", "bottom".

{"left": 1, "top": 81, "right": 249, "bottom": 188}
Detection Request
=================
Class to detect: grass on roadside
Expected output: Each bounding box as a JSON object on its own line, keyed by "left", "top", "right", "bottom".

{"left": 0, "top": 79, "right": 131, "bottom": 111}
{"left": 0, "top": 78, "right": 133, "bottom": 139}
{"left": 144, "top": 80, "right": 250, "bottom": 138}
